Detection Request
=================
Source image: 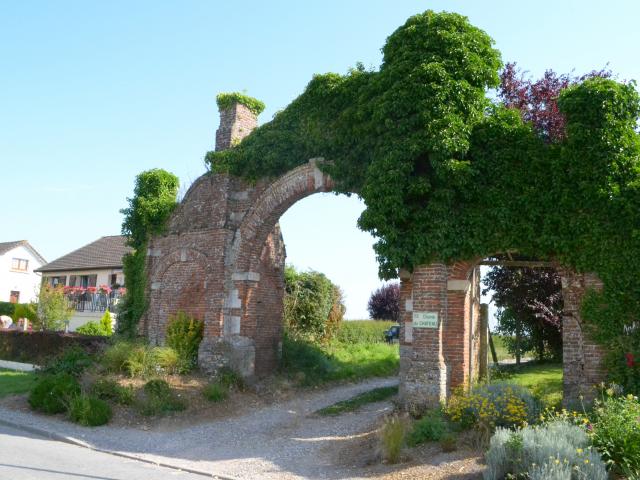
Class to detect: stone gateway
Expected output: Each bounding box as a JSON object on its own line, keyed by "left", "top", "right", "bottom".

{"left": 142, "top": 98, "right": 605, "bottom": 408}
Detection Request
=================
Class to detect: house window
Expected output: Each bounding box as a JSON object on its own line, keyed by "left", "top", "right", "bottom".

{"left": 110, "top": 274, "right": 118, "bottom": 286}
{"left": 11, "top": 258, "right": 28, "bottom": 272}
{"left": 47, "top": 276, "right": 67, "bottom": 287}
{"left": 9, "top": 291, "right": 19, "bottom": 303}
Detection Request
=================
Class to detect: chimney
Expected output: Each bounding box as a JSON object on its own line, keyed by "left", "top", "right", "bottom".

{"left": 215, "top": 93, "right": 263, "bottom": 151}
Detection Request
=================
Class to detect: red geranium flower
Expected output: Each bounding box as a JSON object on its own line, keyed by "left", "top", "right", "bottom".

{"left": 625, "top": 352, "right": 635, "bottom": 368}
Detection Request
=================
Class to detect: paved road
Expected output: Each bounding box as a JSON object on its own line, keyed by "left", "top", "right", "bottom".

{"left": 0, "top": 424, "right": 211, "bottom": 480}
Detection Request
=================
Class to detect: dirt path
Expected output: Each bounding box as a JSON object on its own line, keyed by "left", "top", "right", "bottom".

{"left": 0, "top": 377, "right": 484, "bottom": 479}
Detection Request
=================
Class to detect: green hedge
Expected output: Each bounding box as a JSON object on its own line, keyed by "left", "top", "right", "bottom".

{"left": 0, "top": 331, "right": 108, "bottom": 364}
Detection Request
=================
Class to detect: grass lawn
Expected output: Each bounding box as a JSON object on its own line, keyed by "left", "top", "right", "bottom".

{"left": 316, "top": 385, "right": 398, "bottom": 416}
{"left": 0, "top": 369, "right": 36, "bottom": 398}
{"left": 281, "top": 321, "right": 400, "bottom": 386}
{"left": 505, "top": 362, "right": 563, "bottom": 408}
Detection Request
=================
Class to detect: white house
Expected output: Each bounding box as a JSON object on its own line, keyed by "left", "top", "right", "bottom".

{"left": 0, "top": 240, "right": 47, "bottom": 304}
{"left": 35, "top": 235, "right": 132, "bottom": 331}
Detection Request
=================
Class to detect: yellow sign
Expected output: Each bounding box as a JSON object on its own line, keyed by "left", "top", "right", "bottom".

{"left": 413, "top": 311, "right": 438, "bottom": 329}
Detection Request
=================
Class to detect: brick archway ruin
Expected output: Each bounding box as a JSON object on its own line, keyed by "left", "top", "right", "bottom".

{"left": 143, "top": 99, "right": 606, "bottom": 407}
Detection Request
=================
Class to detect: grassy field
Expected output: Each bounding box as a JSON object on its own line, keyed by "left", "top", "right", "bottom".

{"left": 0, "top": 369, "right": 36, "bottom": 398}
{"left": 503, "top": 362, "right": 563, "bottom": 408}
{"left": 281, "top": 320, "right": 399, "bottom": 385}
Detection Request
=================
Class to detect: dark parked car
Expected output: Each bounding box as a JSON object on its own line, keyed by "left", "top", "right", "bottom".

{"left": 384, "top": 325, "right": 400, "bottom": 343}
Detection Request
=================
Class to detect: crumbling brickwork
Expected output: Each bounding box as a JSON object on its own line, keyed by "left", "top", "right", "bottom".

{"left": 141, "top": 100, "right": 332, "bottom": 378}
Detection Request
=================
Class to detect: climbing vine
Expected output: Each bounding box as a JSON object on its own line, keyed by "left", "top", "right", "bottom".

{"left": 216, "top": 92, "right": 266, "bottom": 116}
{"left": 203, "top": 10, "right": 640, "bottom": 391}
{"left": 118, "top": 169, "right": 179, "bottom": 337}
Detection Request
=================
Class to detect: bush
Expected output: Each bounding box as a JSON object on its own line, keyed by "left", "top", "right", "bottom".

{"left": 67, "top": 394, "right": 112, "bottom": 426}
{"left": 100, "top": 340, "right": 134, "bottom": 373}
{"left": 28, "top": 374, "right": 81, "bottom": 414}
{"left": 90, "top": 378, "right": 134, "bottom": 405}
{"left": 165, "top": 312, "right": 204, "bottom": 373}
{"left": 137, "top": 379, "right": 185, "bottom": 416}
{"left": 284, "top": 265, "right": 345, "bottom": 341}
{"left": 203, "top": 382, "right": 228, "bottom": 402}
{"left": 34, "top": 284, "right": 74, "bottom": 331}
{"left": 407, "top": 408, "right": 450, "bottom": 446}
{"left": 378, "top": 415, "right": 407, "bottom": 464}
{"left": 590, "top": 392, "right": 640, "bottom": 478}
{"left": 12, "top": 303, "right": 38, "bottom": 324}
{"left": 217, "top": 367, "right": 245, "bottom": 390}
{"left": 485, "top": 420, "right": 607, "bottom": 480}
{"left": 100, "top": 341, "right": 180, "bottom": 378}
{"left": 40, "top": 347, "right": 93, "bottom": 378}
{"left": 367, "top": 283, "right": 400, "bottom": 321}
{"left": 76, "top": 310, "right": 113, "bottom": 337}
{"left": 447, "top": 382, "right": 540, "bottom": 444}
{"left": 334, "top": 320, "right": 395, "bottom": 344}
{"left": 0, "top": 301, "right": 15, "bottom": 316}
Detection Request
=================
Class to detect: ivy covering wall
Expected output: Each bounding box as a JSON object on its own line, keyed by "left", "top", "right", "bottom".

{"left": 118, "top": 169, "right": 179, "bottom": 337}
{"left": 205, "top": 11, "right": 640, "bottom": 391}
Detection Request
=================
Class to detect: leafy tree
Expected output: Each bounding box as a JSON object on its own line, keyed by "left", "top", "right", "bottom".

{"left": 284, "top": 265, "right": 345, "bottom": 342}
{"left": 35, "top": 284, "right": 74, "bottom": 331}
{"left": 367, "top": 283, "right": 400, "bottom": 322}
{"left": 118, "top": 169, "right": 179, "bottom": 337}
{"left": 483, "top": 265, "right": 563, "bottom": 362}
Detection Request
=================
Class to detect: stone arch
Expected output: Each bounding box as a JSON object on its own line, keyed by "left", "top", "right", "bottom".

{"left": 144, "top": 246, "right": 216, "bottom": 345}
{"left": 220, "top": 160, "right": 334, "bottom": 375}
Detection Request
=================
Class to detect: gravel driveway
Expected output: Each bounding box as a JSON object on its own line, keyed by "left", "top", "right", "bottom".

{"left": 0, "top": 377, "right": 401, "bottom": 479}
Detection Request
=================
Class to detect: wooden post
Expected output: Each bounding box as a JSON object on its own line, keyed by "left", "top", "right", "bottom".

{"left": 479, "top": 303, "right": 489, "bottom": 380}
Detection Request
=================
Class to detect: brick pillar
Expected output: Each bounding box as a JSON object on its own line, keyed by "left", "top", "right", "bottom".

{"left": 560, "top": 270, "right": 607, "bottom": 405}
{"left": 399, "top": 264, "right": 448, "bottom": 409}
{"left": 215, "top": 102, "right": 258, "bottom": 151}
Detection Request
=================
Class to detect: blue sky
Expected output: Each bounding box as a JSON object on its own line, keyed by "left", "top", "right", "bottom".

{"left": 2, "top": 1, "right": 639, "bottom": 319}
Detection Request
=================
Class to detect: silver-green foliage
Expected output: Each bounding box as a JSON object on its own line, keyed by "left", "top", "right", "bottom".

{"left": 484, "top": 420, "right": 607, "bottom": 480}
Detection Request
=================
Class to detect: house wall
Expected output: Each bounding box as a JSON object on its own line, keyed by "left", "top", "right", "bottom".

{"left": 0, "top": 245, "right": 44, "bottom": 303}
{"left": 42, "top": 269, "right": 124, "bottom": 288}
{"left": 41, "top": 268, "right": 124, "bottom": 332}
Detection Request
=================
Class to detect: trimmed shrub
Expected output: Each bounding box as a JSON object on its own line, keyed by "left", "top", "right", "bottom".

{"left": 485, "top": 420, "right": 607, "bottom": 480}
{"left": 40, "top": 347, "right": 93, "bottom": 378}
{"left": 67, "top": 394, "right": 112, "bottom": 426}
{"left": 590, "top": 392, "right": 640, "bottom": 478}
{"left": 137, "top": 379, "right": 185, "bottom": 416}
{"left": 165, "top": 312, "right": 204, "bottom": 373}
{"left": 203, "top": 382, "right": 228, "bottom": 402}
{"left": 367, "top": 283, "right": 400, "bottom": 321}
{"left": 28, "top": 374, "right": 81, "bottom": 414}
{"left": 90, "top": 378, "right": 134, "bottom": 405}
{"left": 407, "top": 408, "right": 450, "bottom": 446}
{"left": 378, "top": 415, "right": 407, "bottom": 464}
{"left": 0, "top": 331, "right": 107, "bottom": 364}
